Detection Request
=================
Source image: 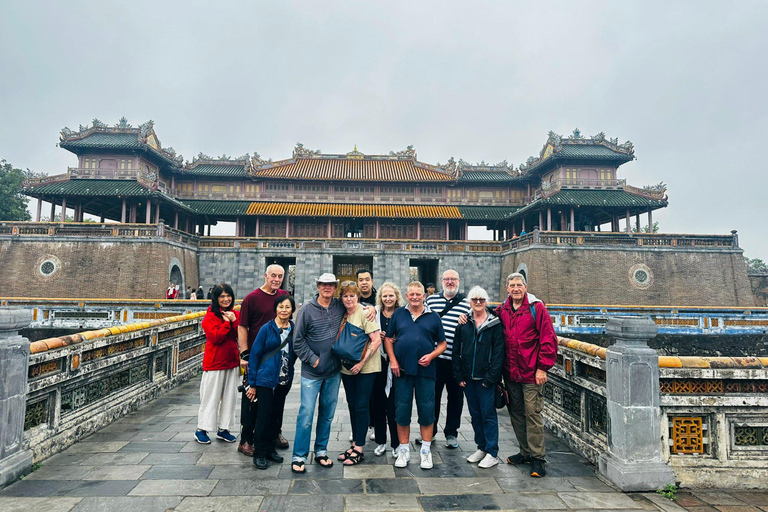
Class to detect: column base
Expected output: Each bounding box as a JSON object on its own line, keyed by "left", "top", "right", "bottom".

{"left": 599, "top": 451, "right": 676, "bottom": 492}
{"left": 0, "top": 449, "right": 33, "bottom": 489}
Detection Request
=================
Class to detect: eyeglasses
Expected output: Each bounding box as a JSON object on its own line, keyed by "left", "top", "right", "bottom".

{"left": 341, "top": 281, "right": 356, "bottom": 286}
{"left": 470, "top": 298, "right": 486, "bottom": 303}
{"left": 442, "top": 278, "right": 459, "bottom": 282}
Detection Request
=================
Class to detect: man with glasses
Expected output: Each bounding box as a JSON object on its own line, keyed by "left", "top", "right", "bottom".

{"left": 422, "top": 269, "right": 471, "bottom": 448}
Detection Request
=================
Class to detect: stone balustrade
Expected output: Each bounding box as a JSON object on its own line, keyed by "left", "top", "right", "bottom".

{"left": 548, "top": 324, "right": 768, "bottom": 489}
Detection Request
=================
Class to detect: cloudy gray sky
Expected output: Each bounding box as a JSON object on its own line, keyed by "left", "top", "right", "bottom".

{"left": 2, "top": 1, "right": 767, "bottom": 258}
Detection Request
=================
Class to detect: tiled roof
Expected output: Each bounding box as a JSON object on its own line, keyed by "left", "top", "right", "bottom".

{"left": 557, "top": 143, "right": 634, "bottom": 160}
{"left": 458, "top": 206, "right": 521, "bottom": 220}
{"left": 24, "top": 179, "right": 153, "bottom": 197}
{"left": 251, "top": 158, "right": 454, "bottom": 182}
{"left": 179, "top": 164, "right": 250, "bottom": 178}
{"left": 59, "top": 132, "right": 144, "bottom": 149}
{"left": 538, "top": 189, "right": 667, "bottom": 207}
{"left": 182, "top": 200, "right": 253, "bottom": 216}
{"left": 245, "top": 202, "right": 462, "bottom": 219}
{"left": 459, "top": 170, "right": 520, "bottom": 183}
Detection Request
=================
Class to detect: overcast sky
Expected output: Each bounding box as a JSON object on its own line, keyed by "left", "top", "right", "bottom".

{"left": 2, "top": 1, "right": 766, "bottom": 258}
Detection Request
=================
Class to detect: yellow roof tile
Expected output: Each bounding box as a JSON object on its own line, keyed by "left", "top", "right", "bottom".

{"left": 251, "top": 158, "right": 454, "bottom": 182}
{"left": 245, "top": 202, "right": 462, "bottom": 219}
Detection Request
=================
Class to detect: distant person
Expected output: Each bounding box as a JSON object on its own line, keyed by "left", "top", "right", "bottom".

{"left": 423, "top": 270, "right": 471, "bottom": 449}
{"left": 497, "top": 272, "right": 557, "bottom": 478}
{"left": 207, "top": 287, "right": 213, "bottom": 300}
{"left": 198, "top": 285, "right": 204, "bottom": 298}
{"left": 186, "top": 286, "right": 193, "bottom": 299}
{"left": 166, "top": 282, "right": 175, "bottom": 300}
{"left": 425, "top": 283, "right": 436, "bottom": 296}
{"left": 452, "top": 286, "right": 504, "bottom": 469}
{"left": 384, "top": 281, "right": 446, "bottom": 469}
{"left": 356, "top": 269, "right": 376, "bottom": 306}
{"left": 246, "top": 295, "right": 296, "bottom": 470}
{"left": 190, "top": 289, "right": 198, "bottom": 300}
{"left": 237, "top": 265, "right": 288, "bottom": 456}
{"left": 195, "top": 283, "right": 240, "bottom": 445}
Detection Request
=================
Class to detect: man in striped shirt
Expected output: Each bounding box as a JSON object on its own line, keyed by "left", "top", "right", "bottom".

{"left": 422, "top": 269, "right": 472, "bottom": 448}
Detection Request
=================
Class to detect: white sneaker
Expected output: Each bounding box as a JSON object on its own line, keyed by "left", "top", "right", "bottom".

{"left": 478, "top": 453, "right": 500, "bottom": 468}
{"left": 467, "top": 449, "right": 487, "bottom": 463}
{"left": 394, "top": 448, "right": 410, "bottom": 468}
{"left": 420, "top": 448, "right": 433, "bottom": 469}
{"left": 349, "top": 432, "right": 354, "bottom": 442}
{"left": 374, "top": 443, "right": 387, "bottom": 456}
{"left": 392, "top": 448, "right": 399, "bottom": 458}
{"left": 369, "top": 427, "right": 375, "bottom": 441}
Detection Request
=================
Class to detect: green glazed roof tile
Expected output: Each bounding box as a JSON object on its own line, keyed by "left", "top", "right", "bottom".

{"left": 458, "top": 206, "right": 521, "bottom": 220}
{"left": 181, "top": 200, "right": 253, "bottom": 216}
{"left": 24, "top": 179, "right": 153, "bottom": 196}
{"left": 458, "top": 170, "right": 521, "bottom": 183}
{"left": 180, "top": 164, "right": 250, "bottom": 177}
{"left": 539, "top": 189, "right": 667, "bottom": 207}
{"left": 557, "top": 144, "right": 633, "bottom": 160}
{"left": 60, "top": 132, "right": 143, "bottom": 149}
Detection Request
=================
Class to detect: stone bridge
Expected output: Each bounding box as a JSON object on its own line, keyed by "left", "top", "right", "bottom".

{"left": 1, "top": 308, "right": 767, "bottom": 511}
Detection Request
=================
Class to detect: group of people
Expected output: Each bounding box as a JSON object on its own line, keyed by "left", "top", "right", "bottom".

{"left": 166, "top": 283, "right": 212, "bottom": 300}
{"left": 194, "top": 264, "right": 557, "bottom": 478}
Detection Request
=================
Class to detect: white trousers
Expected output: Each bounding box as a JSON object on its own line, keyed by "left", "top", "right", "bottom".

{"left": 197, "top": 367, "right": 240, "bottom": 432}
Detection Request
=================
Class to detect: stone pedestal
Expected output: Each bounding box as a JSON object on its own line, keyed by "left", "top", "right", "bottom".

{"left": 598, "top": 316, "right": 676, "bottom": 491}
{"left": 0, "top": 309, "right": 34, "bottom": 488}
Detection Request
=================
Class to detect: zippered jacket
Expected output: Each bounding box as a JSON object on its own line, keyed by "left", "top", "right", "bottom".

{"left": 201, "top": 306, "right": 240, "bottom": 371}
{"left": 495, "top": 293, "right": 558, "bottom": 384}
{"left": 247, "top": 319, "right": 295, "bottom": 389}
{"left": 452, "top": 312, "right": 504, "bottom": 387}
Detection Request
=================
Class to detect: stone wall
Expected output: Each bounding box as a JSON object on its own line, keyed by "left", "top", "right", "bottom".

{"left": 501, "top": 245, "right": 755, "bottom": 306}
{"left": 749, "top": 273, "right": 768, "bottom": 306}
{"left": 0, "top": 238, "right": 198, "bottom": 300}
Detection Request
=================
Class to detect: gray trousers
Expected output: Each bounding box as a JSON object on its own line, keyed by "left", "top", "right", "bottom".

{"left": 505, "top": 379, "right": 545, "bottom": 461}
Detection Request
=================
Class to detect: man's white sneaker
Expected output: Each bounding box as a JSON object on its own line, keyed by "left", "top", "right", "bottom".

{"left": 478, "top": 453, "right": 500, "bottom": 468}
{"left": 467, "top": 449, "right": 487, "bottom": 463}
{"left": 420, "top": 448, "right": 433, "bottom": 469}
{"left": 374, "top": 443, "right": 387, "bottom": 456}
{"left": 394, "top": 449, "right": 410, "bottom": 468}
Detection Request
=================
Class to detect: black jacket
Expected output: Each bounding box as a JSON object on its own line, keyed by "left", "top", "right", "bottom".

{"left": 452, "top": 312, "right": 504, "bottom": 387}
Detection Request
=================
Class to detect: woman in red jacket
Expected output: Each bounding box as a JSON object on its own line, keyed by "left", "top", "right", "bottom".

{"left": 195, "top": 283, "right": 240, "bottom": 444}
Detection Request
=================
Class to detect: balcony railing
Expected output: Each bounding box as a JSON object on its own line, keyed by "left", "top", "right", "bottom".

{"left": 532, "top": 178, "right": 666, "bottom": 201}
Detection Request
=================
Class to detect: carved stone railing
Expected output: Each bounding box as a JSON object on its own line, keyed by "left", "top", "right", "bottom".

{"left": 533, "top": 230, "right": 737, "bottom": 249}
{"left": 21, "top": 309, "right": 210, "bottom": 461}
{"left": 549, "top": 329, "right": 768, "bottom": 489}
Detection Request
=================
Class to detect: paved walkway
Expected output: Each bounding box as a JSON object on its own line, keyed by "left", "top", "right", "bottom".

{"left": 2, "top": 376, "right": 766, "bottom": 512}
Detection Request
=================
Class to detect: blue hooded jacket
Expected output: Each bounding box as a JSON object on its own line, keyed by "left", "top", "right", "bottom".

{"left": 247, "top": 319, "right": 295, "bottom": 389}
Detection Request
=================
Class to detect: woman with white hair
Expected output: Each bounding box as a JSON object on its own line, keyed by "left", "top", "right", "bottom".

{"left": 451, "top": 285, "right": 505, "bottom": 468}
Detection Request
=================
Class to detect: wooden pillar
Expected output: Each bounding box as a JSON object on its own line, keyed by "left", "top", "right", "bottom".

{"left": 207, "top": 223, "right": 211, "bottom": 236}
{"left": 416, "top": 220, "right": 421, "bottom": 240}
{"left": 285, "top": 218, "right": 290, "bottom": 238}
{"left": 155, "top": 201, "right": 160, "bottom": 223}
{"left": 50, "top": 199, "right": 56, "bottom": 222}
{"left": 375, "top": 219, "right": 380, "bottom": 239}
{"left": 538, "top": 210, "right": 543, "bottom": 230}
{"left": 547, "top": 207, "right": 552, "bottom": 231}
{"left": 121, "top": 199, "right": 127, "bottom": 223}
{"left": 570, "top": 207, "right": 575, "bottom": 232}
{"left": 100, "top": 211, "right": 105, "bottom": 223}
{"left": 256, "top": 217, "right": 260, "bottom": 237}
{"left": 236, "top": 217, "right": 241, "bottom": 237}
{"left": 35, "top": 199, "right": 42, "bottom": 222}
{"left": 145, "top": 200, "right": 152, "bottom": 224}
{"left": 174, "top": 211, "right": 179, "bottom": 229}
{"left": 625, "top": 208, "right": 631, "bottom": 233}
{"left": 648, "top": 209, "right": 653, "bottom": 232}
{"left": 560, "top": 211, "right": 566, "bottom": 231}
{"left": 522, "top": 218, "right": 526, "bottom": 233}
{"left": 445, "top": 220, "right": 450, "bottom": 240}
{"left": 130, "top": 202, "right": 136, "bottom": 223}
{"left": 635, "top": 213, "right": 641, "bottom": 233}
{"left": 464, "top": 221, "right": 468, "bottom": 240}
{"left": 327, "top": 219, "right": 332, "bottom": 238}
{"left": 61, "top": 197, "right": 67, "bottom": 221}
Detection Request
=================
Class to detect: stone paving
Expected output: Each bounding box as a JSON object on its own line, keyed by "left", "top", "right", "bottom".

{"left": 2, "top": 376, "right": 766, "bottom": 512}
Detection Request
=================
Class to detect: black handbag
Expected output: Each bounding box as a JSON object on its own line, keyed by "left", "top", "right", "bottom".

{"left": 332, "top": 316, "right": 370, "bottom": 370}
{"left": 494, "top": 382, "right": 509, "bottom": 409}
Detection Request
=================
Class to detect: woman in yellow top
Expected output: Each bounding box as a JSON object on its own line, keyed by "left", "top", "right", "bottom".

{"left": 337, "top": 282, "right": 381, "bottom": 465}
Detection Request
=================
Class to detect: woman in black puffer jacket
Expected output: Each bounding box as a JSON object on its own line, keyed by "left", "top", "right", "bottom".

{"left": 452, "top": 286, "right": 504, "bottom": 469}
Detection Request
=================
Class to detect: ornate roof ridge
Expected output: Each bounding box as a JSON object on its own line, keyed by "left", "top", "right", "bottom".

{"left": 59, "top": 117, "right": 183, "bottom": 165}
{"left": 187, "top": 153, "right": 251, "bottom": 167}
{"left": 518, "top": 129, "right": 635, "bottom": 174}
{"left": 458, "top": 159, "right": 517, "bottom": 174}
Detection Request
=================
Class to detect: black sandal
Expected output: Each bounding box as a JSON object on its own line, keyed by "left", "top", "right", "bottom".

{"left": 291, "top": 461, "right": 305, "bottom": 473}
{"left": 338, "top": 446, "right": 356, "bottom": 461}
{"left": 316, "top": 455, "right": 333, "bottom": 467}
{"left": 343, "top": 450, "right": 364, "bottom": 466}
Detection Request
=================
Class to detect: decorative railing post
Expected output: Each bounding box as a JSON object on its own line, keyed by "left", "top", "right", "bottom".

{"left": 0, "top": 309, "right": 34, "bottom": 488}
{"left": 598, "top": 316, "right": 675, "bottom": 491}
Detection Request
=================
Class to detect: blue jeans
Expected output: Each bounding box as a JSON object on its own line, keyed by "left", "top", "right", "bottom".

{"left": 463, "top": 380, "right": 499, "bottom": 457}
{"left": 292, "top": 373, "right": 341, "bottom": 462}
{"left": 393, "top": 374, "right": 435, "bottom": 427}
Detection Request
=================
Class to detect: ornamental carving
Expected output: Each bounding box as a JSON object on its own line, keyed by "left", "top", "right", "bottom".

{"left": 436, "top": 157, "right": 458, "bottom": 174}
{"left": 250, "top": 152, "right": 273, "bottom": 168}
{"left": 294, "top": 142, "right": 321, "bottom": 158}
{"left": 138, "top": 120, "right": 154, "bottom": 138}
{"left": 390, "top": 145, "right": 416, "bottom": 158}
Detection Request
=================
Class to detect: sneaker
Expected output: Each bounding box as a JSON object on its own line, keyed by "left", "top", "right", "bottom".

{"left": 530, "top": 459, "right": 546, "bottom": 478}
{"left": 374, "top": 444, "right": 387, "bottom": 456}
{"left": 394, "top": 448, "right": 410, "bottom": 468}
{"left": 349, "top": 432, "right": 354, "bottom": 442}
{"left": 194, "top": 429, "right": 211, "bottom": 444}
{"left": 506, "top": 453, "right": 532, "bottom": 465}
{"left": 369, "top": 427, "right": 376, "bottom": 441}
{"left": 467, "top": 449, "right": 487, "bottom": 463}
{"left": 419, "top": 448, "right": 433, "bottom": 469}
{"left": 216, "top": 429, "right": 237, "bottom": 443}
{"left": 391, "top": 448, "right": 399, "bottom": 458}
{"left": 445, "top": 435, "right": 459, "bottom": 449}
{"left": 478, "top": 453, "right": 500, "bottom": 468}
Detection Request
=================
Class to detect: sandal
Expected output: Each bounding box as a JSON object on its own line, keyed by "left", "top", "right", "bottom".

{"left": 291, "top": 461, "right": 305, "bottom": 474}
{"left": 316, "top": 455, "right": 333, "bottom": 467}
{"left": 343, "top": 449, "right": 365, "bottom": 466}
{"left": 338, "top": 445, "right": 355, "bottom": 461}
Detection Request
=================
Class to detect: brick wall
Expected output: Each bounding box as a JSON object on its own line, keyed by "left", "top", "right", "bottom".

{"left": 501, "top": 246, "right": 755, "bottom": 306}
{"left": 749, "top": 274, "right": 768, "bottom": 306}
{"left": 0, "top": 239, "right": 198, "bottom": 299}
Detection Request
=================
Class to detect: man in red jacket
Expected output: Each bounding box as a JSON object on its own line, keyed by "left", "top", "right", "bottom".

{"left": 496, "top": 272, "right": 557, "bottom": 478}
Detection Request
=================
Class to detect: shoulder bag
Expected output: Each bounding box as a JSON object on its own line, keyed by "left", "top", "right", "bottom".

{"left": 332, "top": 315, "right": 371, "bottom": 370}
